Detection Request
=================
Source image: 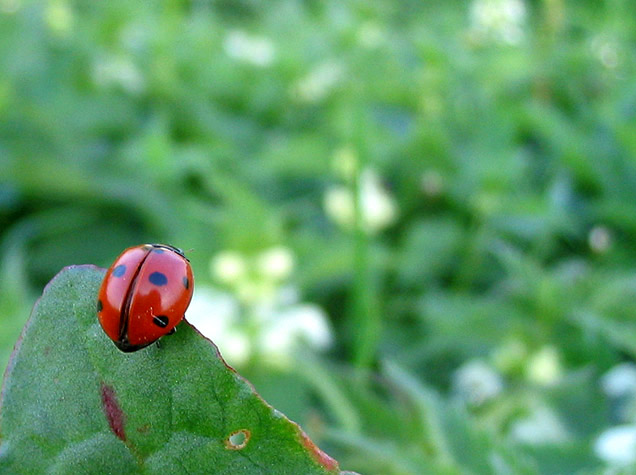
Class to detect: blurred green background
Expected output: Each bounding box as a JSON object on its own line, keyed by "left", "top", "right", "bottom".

{"left": 2, "top": 0, "right": 636, "bottom": 472}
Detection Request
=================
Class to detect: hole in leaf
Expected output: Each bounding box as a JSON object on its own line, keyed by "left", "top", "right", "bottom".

{"left": 225, "top": 429, "right": 251, "bottom": 450}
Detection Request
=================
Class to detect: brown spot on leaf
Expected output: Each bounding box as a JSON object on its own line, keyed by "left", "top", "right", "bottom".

{"left": 300, "top": 430, "right": 338, "bottom": 471}
{"left": 137, "top": 423, "right": 150, "bottom": 434}
{"left": 101, "top": 383, "right": 126, "bottom": 441}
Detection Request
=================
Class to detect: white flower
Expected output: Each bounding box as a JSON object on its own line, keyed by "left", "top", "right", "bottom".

{"left": 588, "top": 225, "right": 612, "bottom": 254}
{"left": 221, "top": 331, "right": 251, "bottom": 367}
{"left": 211, "top": 248, "right": 297, "bottom": 305}
{"left": 510, "top": 406, "right": 568, "bottom": 445}
{"left": 257, "top": 246, "right": 294, "bottom": 281}
{"left": 324, "top": 168, "right": 397, "bottom": 234}
{"left": 360, "top": 169, "right": 397, "bottom": 232}
{"left": 92, "top": 55, "right": 144, "bottom": 94}
{"left": 453, "top": 360, "right": 503, "bottom": 406}
{"left": 188, "top": 281, "right": 333, "bottom": 368}
{"left": 469, "top": 0, "right": 526, "bottom": 45}
{"left": 259, "top": 304, "right": 332, "bottom": 367}
{"left": 185, "top": 287, "right": 250, "bottom": 365}
{"left": 211, "top": 251, "right": 247, "bottom": 285}
{"left": 235, "top": 280, "right": 276, "bottom": 306}
{"left": 324, "top": 187, "right": 354, "bottom": 229}
{"left": 602, "top": 363, "right": 636, "bottom": 398}
{"left": 293, "top": 61, "right": 343, "bottom": 103}
{"left": 185, "top": 288, "right": 238, "bottom": 337}
{"left": 202, "top": 245, "right": 333, "bottom": 368}
{"left": 595, "top": 425, "right": 636, "bottom": 466}
{"left": 223, "top": 30, "right": 275, "bottom": 67}
{"left": 525, "top": 346, "right": 561, "bottom": 386}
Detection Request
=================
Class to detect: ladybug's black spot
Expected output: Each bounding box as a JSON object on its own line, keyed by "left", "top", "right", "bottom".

{"left": 97, "top": 299, "right": 103, "bottom": 312}
{"left": 112, "top": 265, "right": 126, "bottom": 278}
{"left": 183, "top": 276, "right": 189, "bottom": 289}
{"left": 153, "top": 315, "right": 169, "bottom": 328}
{"left": 149, "top": 272, "right": 168, "bottom": 286}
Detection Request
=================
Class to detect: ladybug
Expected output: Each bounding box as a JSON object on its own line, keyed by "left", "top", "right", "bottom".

{"left": 97, "top": 244, "right": 194, "bottom": 352}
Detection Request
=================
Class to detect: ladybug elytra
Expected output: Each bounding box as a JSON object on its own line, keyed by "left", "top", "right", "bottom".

{"left": 97, "top": 243, "right": 194, "bottom": 352}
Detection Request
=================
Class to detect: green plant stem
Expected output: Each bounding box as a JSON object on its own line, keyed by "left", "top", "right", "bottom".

{"left": 350, "top": 149, "right": 380, "bottom": 370}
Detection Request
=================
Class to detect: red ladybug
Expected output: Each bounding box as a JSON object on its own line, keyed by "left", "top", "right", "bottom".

{"left": 97, "top": 244, "right": 194, "bottom": 352}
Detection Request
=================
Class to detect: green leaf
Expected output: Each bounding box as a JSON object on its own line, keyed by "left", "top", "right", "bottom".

{"left": 0, "top": 265, "right": 346, "bottom": 474}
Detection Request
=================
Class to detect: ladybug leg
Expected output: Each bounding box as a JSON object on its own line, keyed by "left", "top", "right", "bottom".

{"left": 167, "top": 326, "right": 177, "bottom": 336}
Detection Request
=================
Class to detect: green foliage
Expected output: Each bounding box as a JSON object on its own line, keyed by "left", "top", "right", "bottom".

{"left": 0, "top": 266, "right": 342, "bottom": 474}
